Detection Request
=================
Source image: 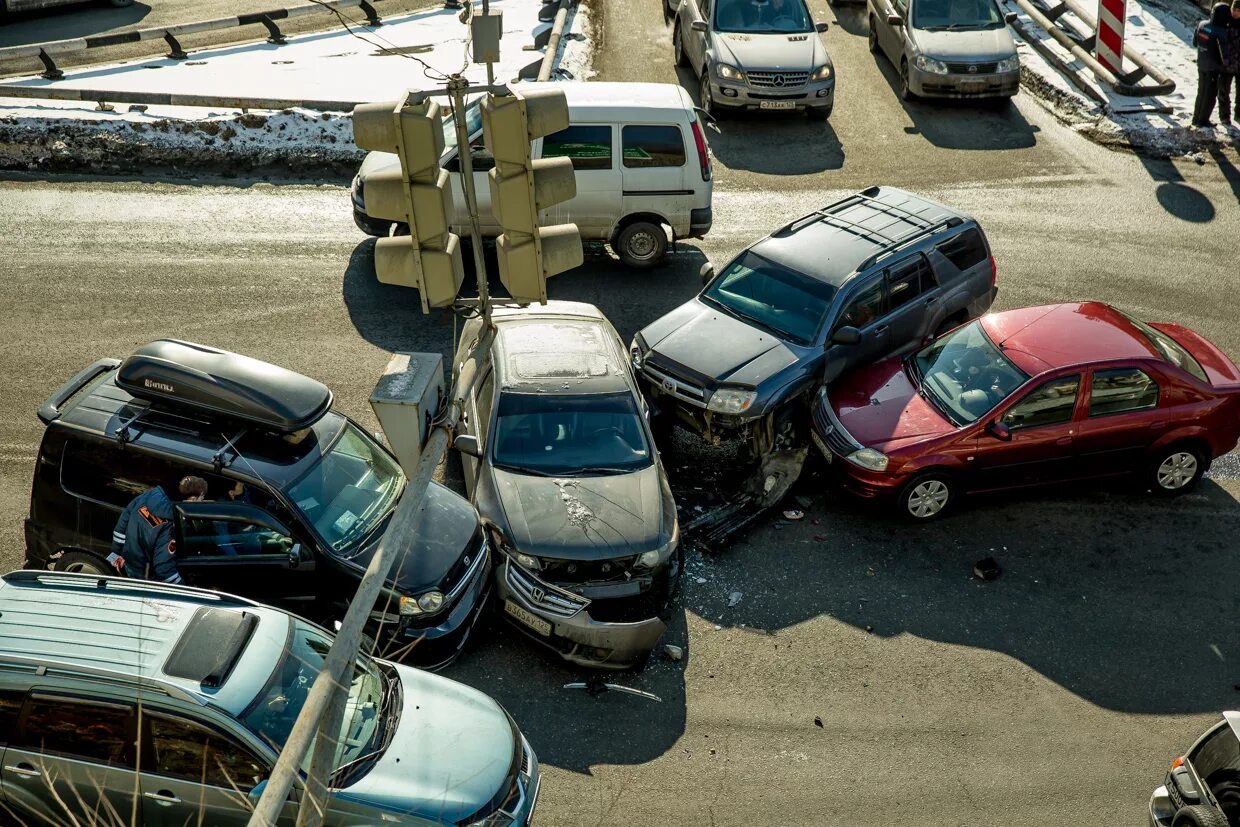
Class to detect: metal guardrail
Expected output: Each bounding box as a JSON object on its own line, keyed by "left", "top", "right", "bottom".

{"left": 0, "top": 84, "right": 361, "bottom": 112}
{"left": 0, "top": 0, "right": 382, "bottom": 80}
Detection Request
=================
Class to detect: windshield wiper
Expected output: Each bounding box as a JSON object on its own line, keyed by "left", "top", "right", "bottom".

{"left": 562, "top": 465, "right": 637, "bottom": 476}
{"left": 492, "top": 462, "right": 558, "bottom": 477}
{"left": 330, "top": 669, "right": 400, "bottom": 787}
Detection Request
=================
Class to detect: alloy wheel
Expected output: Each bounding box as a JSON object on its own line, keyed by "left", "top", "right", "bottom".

{"left": 907, "top": 479, "right": 950, "bottom": 518}
{"left": 1156, "top": 451, "right": 1198, "bottom": 490}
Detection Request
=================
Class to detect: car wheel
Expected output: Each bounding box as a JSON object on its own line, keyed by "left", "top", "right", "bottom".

{"left": 1148, "top": 444, "right": 1206, "bottom": 497}
{"left": 700, "top": 70, "right": 727, "bottom": 120}
{"left": 868, "top": 17, "right": 880, "bottom": 54}
{"left": 900, "top": 59, "right": 916, "bottom": 102}
{"left": 55, "top": 550, "right": 110, "bottom": 575}
{"left": 898, "top": 473, "right": 955, "bottom": 521}
{"left": 614, "top": 221, "right": 668, "bottom": 268}
{"left": 674, "top": 23, "right": 686, "bottom": 66}
{"left": 1171, "top": 804, "right": 1229, "bottom": 827}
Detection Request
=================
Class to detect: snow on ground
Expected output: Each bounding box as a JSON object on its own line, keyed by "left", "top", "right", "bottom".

{"left": 0, "top": 0, "right": 595, "bottom": 174}
{"left": 1003, "top": 0, "right": 1239, "bottom": 155}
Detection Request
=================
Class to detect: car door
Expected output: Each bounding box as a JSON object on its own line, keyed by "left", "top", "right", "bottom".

{"left": 931, "top": 227, "right": 993, "bottom": 325}
{"left": 618, "top": 124, "right": 693, "bottom": 236}
{"left": 881, "top": 252, "right": 941, "bottom": 354}
{"left": 970, "top": 374, "right": 1083, "bottom": 491}
{"left": 876, "top": 0, "right": 906, "bottom": 61}
{"left": 823, "top": 277, "right": 888, "bottom": 383}
{"left": 538, "top": 124, "right": 621, "bottom": 237}
{"left": 683, "top": 0, "right": 712, "bottom": 70}
{"left": 458, "top": 367, "right": 496, "bottom": 498}
{"left": 138, "top": 710, "right": 272, "bottom": 827}
{"left": 1073, "top": 365, "right": 1165, "bottom": 475}
{"left": 174, "top": 502, "right": 317, "bottom": 605}
{"left": 4, "top": 693, "right": 141, "bottom": 825}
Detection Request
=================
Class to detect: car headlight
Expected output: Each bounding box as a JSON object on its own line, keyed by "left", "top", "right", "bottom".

{"left": 846, "top": 448, "right": 889, "bottom": 471}
{"left": 514, "top": 552, "right": 541, "bottom": 572}
{"left": 399, "top": 590, "right": 445, "bottom": 616}
{"left": 811, "top": 64, "right": 833, "bottom": 81}
{"left": 707, "top": 388, "right": 756, "bottom": 414}
{"left": 996, "top": 55, "right": 1020, "bottom": 73}
{"left": 630, "top": 334, "right": 648, "bottom": 371}
{"left": 462, "top": 811, "right": 516, "bottom": 827}
{"left": 635, "top": 523, "right": 679, "bottom": 571}
{"left": 914, "top": 54, "right": 949, "bottom": 74}
{"left": 716, "top": 63, "right": 745, "bottom": 81}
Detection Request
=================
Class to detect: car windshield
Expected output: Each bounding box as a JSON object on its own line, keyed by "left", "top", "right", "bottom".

{"left": 701, "top": 250, "right": 835, "bottom": 346}
{"left": 912, "top": 0, "right": 1004, "bottom": 29}
{"left": 1119, "top": 311, "right": 1209, "bottom": 384}
{"left": 286, "top": 423, "right": 404, "bottom": 552}
{"left": 242, "top": 619, "right": 386, "bottom": 774}
{"left": 913, "top": 321, "right": 1030, "bottom": 424}
{"left": 440, "top": 95, "right": 484, "bottom": 159}
{"left": 714, "top": 0, "right": 814, "bottom": 33}
{"left": 491, "top": 392, "right": 653, "bottom": 476}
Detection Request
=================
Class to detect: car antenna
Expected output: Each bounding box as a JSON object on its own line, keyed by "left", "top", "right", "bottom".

{"left": 562, "top": 677, "right": 662, "bottom": 702}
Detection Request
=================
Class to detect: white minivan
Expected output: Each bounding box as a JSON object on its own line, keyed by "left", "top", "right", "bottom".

{"left": 351, "top": 82, "right": 714, "bottom": 269}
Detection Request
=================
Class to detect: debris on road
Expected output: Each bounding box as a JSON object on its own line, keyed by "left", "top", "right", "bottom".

{"left": 563, "top": 678, "right": 662, "bottom": 702}
{"left": 663, "top": 644, "right": 684, "bottom": 662}
{"left": 782, "top": 508, "right": 805, "bottom": 521}
{"left": 973, "top": 557, "right": 1002, "bottom": 581}
{"left": 727, "top": 591, "right": 743, "bottom": 607}
{"left": 814, "top": 716, "right": 824, "bottom": 728}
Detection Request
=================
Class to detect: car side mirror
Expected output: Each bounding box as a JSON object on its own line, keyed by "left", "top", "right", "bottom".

{"left": 887, "top": 13, "right": 903, "bottom": 25}
{"left": 454, "top": 434, "right": 481, "bottom": 458}
{"left": 815, "top": 21, "right": 829, "bottom": 31}
{"left": 288, "top": 543, "right": 303, "bottom": 569}
{"left": 248, "top": 779, "right": 267, "bottom": 806}
{"left": 691, "top": 20, "right": 708, "bottom": 32}
{"left": 699, "top": 262, "right": 714, "bottom": 285}
{"left": 831, "top": 326, "right": 861, "bottom": 346}
{"left": 1003, "top": 11, "right": 1018, "bottom": 23}
{"left": 986, "top": 421, "right": 1012, "bottom": 441}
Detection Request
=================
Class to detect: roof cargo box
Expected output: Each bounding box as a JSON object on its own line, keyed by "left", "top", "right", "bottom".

{"left": 116, "top": 340, "right": 332, "bottom": 433}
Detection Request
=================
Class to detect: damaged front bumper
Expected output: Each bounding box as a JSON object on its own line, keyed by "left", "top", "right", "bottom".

{"left": 495, "top": 559, "right": 668, "bottom": 670}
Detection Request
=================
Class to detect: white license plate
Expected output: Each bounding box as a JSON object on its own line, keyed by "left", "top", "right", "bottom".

{"left": 505, "top": 601, "right": 552, "bottom": 636}
{"left": 759, "top": 100, "right": 796, "bottom": 110}
{"left": 811, "top": 429, "right": 832, "bottom": 463}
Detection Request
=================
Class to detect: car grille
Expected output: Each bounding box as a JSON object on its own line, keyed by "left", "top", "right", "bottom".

{"left": 642, "top": 360, "right": 708, "bottom": 407}
{"left": 747, "top": 70, "right": 809, "bottom": 89}
{"left": 539, "top": 556, "right": 637, "bottom": 583}
{"left": 506, "top": 563, "right": 588, "bottom": 618}
{"left": 813, "top": 397, "right": 862, "bottom": 457}
{"left": 945, "top": 61, "right": 998, "bottom": 74}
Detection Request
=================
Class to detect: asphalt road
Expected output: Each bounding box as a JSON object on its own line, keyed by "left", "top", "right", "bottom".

{"left": 1, "top": 0, "right": 1240, "bottom": 823}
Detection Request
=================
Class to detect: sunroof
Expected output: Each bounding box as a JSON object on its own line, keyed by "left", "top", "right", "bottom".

{"left": 163, "top": 607, "right": 257, "bottom": 688}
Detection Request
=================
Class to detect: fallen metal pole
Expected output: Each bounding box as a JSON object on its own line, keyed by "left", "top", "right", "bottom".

{"left": 1053, "top": 0, "right": 1175, "bottom": 92}
{"left": 536, "top": 0, "right": 572, "bottom": 82}
{"left": 0, "top": 84, "right": 360, "bottom": 112}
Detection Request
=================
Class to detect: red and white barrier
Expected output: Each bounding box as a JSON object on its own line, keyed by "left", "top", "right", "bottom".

{"left": 1095, "top": 0, "right": 1126, "bottom": 74}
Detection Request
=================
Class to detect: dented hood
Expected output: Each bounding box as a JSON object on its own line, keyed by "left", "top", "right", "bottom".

{"left": 490, "top": 465, "right": 665, "bottom": 558}
{"left": 640, "top": 299, "right": 799, "bottom": 388}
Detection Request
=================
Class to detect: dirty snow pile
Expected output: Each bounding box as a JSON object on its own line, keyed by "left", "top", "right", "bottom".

{"left": 1002, "top": 0, "right": 1234, "bottom": 155}
{"left": 0, "top": 0, "right": 596, "bottom": 174}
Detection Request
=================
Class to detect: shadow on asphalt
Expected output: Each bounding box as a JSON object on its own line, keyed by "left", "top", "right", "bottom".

{"left": 0, "top": 2, "right": 151, "bottom": 49}
{"left": 1140, "top": 157, "right": 1218, "bottom": 223}
{"left": 672, "top": 446, "right": 1240, "bottom": 715}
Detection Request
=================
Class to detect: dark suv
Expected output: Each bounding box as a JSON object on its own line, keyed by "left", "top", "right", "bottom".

{"left": 630, "top": 186, "right": 997, "bottom": 458}
{"left": 24, "top": 339, "right": 491, "bottom": 669}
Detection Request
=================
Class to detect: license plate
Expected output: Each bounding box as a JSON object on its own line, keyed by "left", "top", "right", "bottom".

{"left": 505, "top": 601, "right": 552, "bottom": 636}
{"left": 811, "top": 429, "right": 832, "bottom": 462}
{"left": 958, "top": 80, "right": 986, "bottom": 92}
{"left": 759, "top": 100, "right": 796, "bottom": 110}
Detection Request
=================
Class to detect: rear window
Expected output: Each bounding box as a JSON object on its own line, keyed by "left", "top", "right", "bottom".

{"left": 1120, "top": 312, "right": 1209, "bottom": 384}
{"left": 542, "top": 125, "right": 612, "bottom": 171}
{"left": 622, "top": 125, "right": 685, "bottom": 168}
{"left": 936, "top": 228, "right": 988, "bottom": 272}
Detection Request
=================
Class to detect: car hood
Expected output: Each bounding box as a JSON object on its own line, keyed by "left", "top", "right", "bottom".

{"left": 828, "top": 357, "right": 956, "bottom": 449}
{"left": 641, "top": 299, "right": 800, "bottom": 388}
{"left": 489, "top": 464, "right": 666, "bottom": 558}
{"left": 713, "top": 30, "right": 828, "bottom": 71}
{"left": 338, "top": 663, "right": 514, "bottom": 824}
{"left": 341, "top": 481, "right": 480, "bottom": 594}
{"left": 910, "top": 26, "right": 1016, "bottom": 61}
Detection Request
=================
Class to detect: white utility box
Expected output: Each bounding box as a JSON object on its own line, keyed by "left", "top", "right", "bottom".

{"left": 369, "top": 352, "right": 444, "bottom": 476}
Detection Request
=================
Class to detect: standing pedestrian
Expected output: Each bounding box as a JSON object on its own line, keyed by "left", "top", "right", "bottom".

{"left": 110, "top": 475, "right": 208, "bottom": 584}
{"left": 1193, "top": 3, "right": 1231, "bottom": 127}
{"left": 1218, "top": 0, "right": 1240, "bottom": 126}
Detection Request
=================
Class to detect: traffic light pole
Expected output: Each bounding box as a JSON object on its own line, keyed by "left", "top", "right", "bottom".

{"left": 447, "top": 73, "right": 493, "bottom": 325}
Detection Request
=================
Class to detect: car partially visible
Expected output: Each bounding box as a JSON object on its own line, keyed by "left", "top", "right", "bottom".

{"left": 1149, "top": 712, "right": 1240, "bottom": 827}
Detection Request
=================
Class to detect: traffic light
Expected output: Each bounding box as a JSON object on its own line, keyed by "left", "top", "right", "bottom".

{"left": 352, "top": 93, "right": 464, "bottom": 313}
{"left": 481, "top": 87, "right": 583, "bottom": 304}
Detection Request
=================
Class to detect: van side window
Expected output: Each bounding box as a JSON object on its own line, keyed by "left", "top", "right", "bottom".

{"left": 935, "top": 228, "right": 988, "bottom": 272}
{"left": 61, "top": 440, "right": 182, "bottom": 508}
{"left": 19, "top": 696, "right": 133, "bottom": 767}
{"left": 622, "top": 126, "right": 686, "bottom": 168}
{"left": 542, "top": 125, "right": 612, "bottom": 171}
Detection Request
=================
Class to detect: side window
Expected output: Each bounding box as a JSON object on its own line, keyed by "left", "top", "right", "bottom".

{"left": 1089, "top": 368, "right": 1159, "bottom": 417}
{"left": 541, "top": 125, "right": 612, "bottom": 171}
{"left": 0, "top": 691, "right": 24, "bottom": 745}
{"left": 885, "top": 255, "right": 932, "bottom": 312}
{"left": 19, "top": 696, "right": 133, "bottom": 767}
{"left": 476, "top": 371, "right": 496, "bottom": 445}
{"left": 1002, "top": 375, "right": 1080, "bottom": 430}
{"left": 61, "top": 441, "right": 183, "bottom": 508}
{"left": 936, "top": 228, "right": 988, "bottom": 272}
{"left": 622, "top": 126, "right": 686, "bottom": 168}
{"left": 837, "top": 283, "right": 884, "bottom": 330}
{"left": 148, "top": 715, "right": 267, "bottom": 792}
{"left": 180, "top": 514, "right": 292, "bottom": 558}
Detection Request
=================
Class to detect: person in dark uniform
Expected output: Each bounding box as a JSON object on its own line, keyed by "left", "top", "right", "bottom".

{"left": 1218, "top": 0, "right": 1240, "bottom": 126}
{"left": 109, "top": 476, "right": 208, "bottom": 584}
{"left": 1194, "top": 3, "right": 1232, "bottom": 127}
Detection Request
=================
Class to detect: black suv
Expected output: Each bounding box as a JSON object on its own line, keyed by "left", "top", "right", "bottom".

{"left": 24, "top": 339, "right": 491, "bottom": 669}
{"left": 630, "top": 186, "right": 998, "bottom": 458}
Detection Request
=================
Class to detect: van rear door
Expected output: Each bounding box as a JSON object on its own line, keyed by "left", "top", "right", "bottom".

{"left": 618, "top": 123, "right": 694, "bottom": 236}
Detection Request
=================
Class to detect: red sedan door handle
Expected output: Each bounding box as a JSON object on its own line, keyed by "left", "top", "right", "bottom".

{"left": 1056, "top": 436, "right": 1073, "bottom": 446}
{"left": 1150, "top": 421, "right": 1166, "bottom": 429}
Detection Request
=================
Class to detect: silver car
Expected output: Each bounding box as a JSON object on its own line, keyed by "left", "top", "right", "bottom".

{"left": 867, "top": 0, "right": 1020, "bottom": 101}
{"left": 672, "top": 0, "right": 836, "bottom": 119}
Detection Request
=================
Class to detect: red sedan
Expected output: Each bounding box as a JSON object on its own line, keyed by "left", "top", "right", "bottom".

{"left": 811, "top": 302, "right": 1240, "bottom": 520}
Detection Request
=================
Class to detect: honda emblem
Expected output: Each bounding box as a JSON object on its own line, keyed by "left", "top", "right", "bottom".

{"left": 530, "top": 586, "right": 545, "bottom": 603}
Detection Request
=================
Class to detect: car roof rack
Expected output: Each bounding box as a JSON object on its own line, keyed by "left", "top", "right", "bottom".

{"left": 0, "top": 653, "right": 207, "bottom": 707}
{"left": 1, "top": 570, "right": 263, "bottom": 610}
{"left": 111, "top": 403, "right": 250, "bottom": 470}
{"left": 856, "top": 215, "right": 965, "bottom": 273}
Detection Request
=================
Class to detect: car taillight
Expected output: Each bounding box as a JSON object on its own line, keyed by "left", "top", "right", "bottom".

{"left": 1172, "top": 756, "right": 1185, "bottom": 769}
{"left": 691, "top": 119, "right": 711, "bottom": 182}
{"left": 989, "top": 254, "right": 997, "bottom": 288}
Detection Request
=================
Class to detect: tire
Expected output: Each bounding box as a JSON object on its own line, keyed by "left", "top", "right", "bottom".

{"left": 900, "top": 59, "right": 916, "bottom": 102}
{"left": 1147, "top": 443, "right": 1206, "bottom": 497}
{"left": 1171, "top": 805, "right": 1229, "bottom": 827}
{"left": 614, "top": 221, "right": 668, "bottom": 269}
{"left": 700, "top": 71, "right": 728, "bottom": 120}
{"left": 868, "top": 17, "right": 880, "bottom": 54}
{"left": 674, "top": 23, "right": 687, "bottom": 66}
{"left": 1207, "top": 768, "right": 1240, "bottom": 825}
{"left": 55, "top": 550, "right": 111, "bottom": 575}
{"left": 897, "top": 473, "right": 956, "bottom": 521}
